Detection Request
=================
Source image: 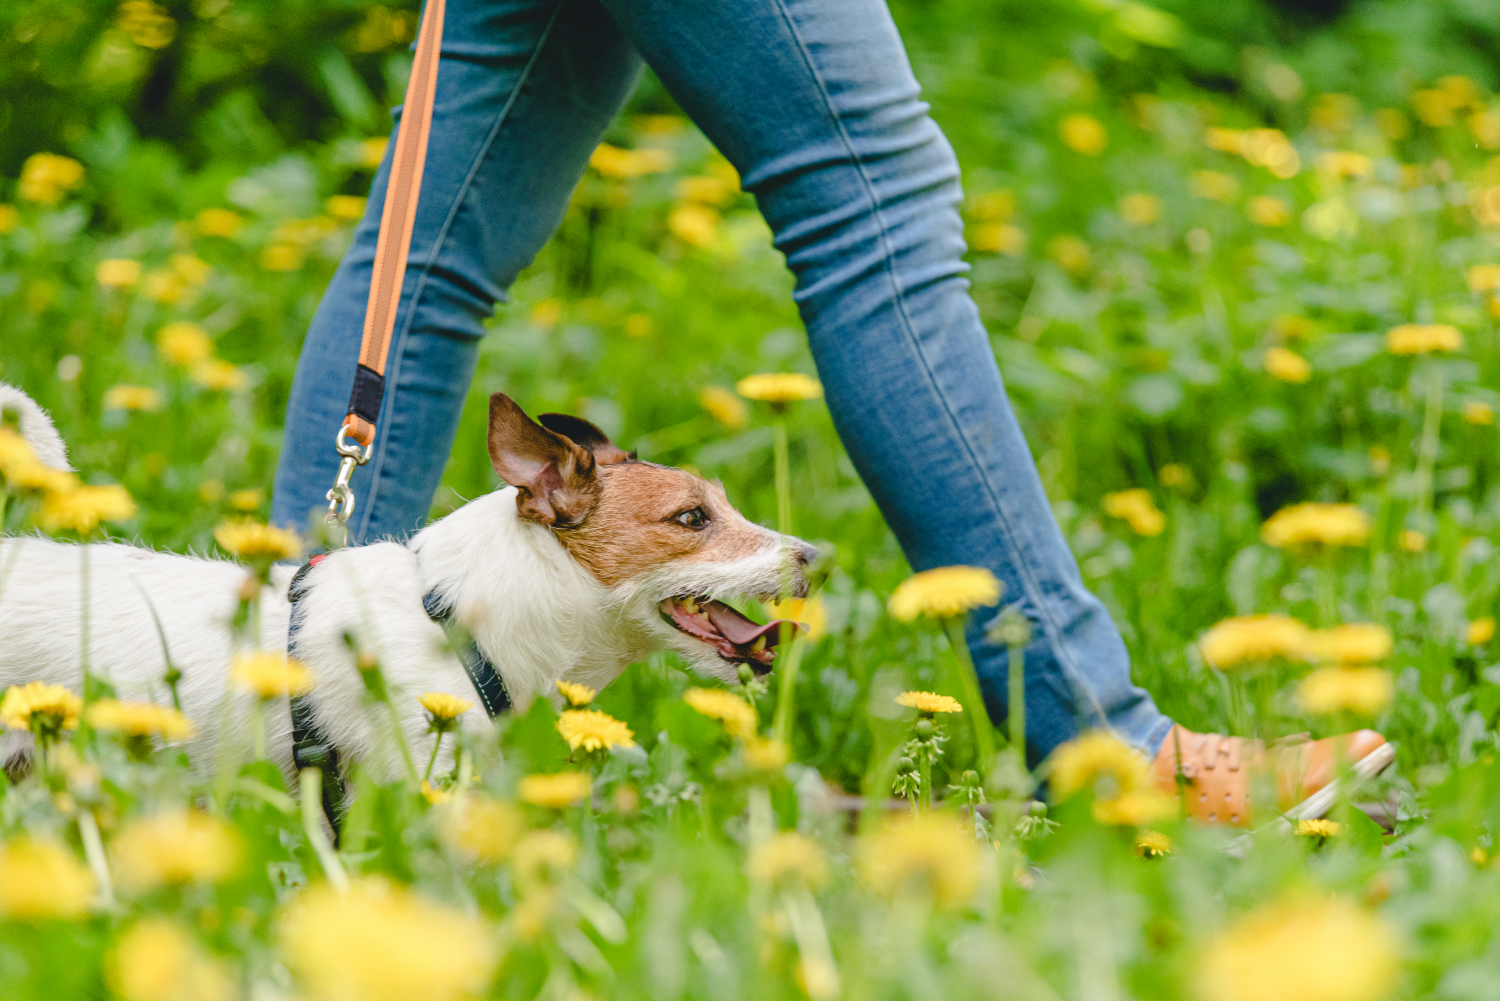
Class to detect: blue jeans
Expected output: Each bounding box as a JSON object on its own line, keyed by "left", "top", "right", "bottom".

{"left": 271, "top": 0, "right": 1172, "bottom": 762}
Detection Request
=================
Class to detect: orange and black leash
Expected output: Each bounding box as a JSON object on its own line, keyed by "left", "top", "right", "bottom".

{"left": 324, "top": 0, "right": 448, "bottom": 532}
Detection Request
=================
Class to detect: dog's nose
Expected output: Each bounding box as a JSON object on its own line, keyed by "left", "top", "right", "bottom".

{"left": 791, "top": 541, "right": 820, "bottom": 567}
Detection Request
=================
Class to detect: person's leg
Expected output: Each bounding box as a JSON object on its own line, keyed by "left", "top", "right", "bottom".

{"left": 603, "top": 0, "right": 1170, "bottom": 762}
{"left": 272, "top": 0, "right": 643, "bottom": 543}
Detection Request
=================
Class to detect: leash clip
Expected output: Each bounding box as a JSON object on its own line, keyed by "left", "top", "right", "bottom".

{"left": 325, "top": 427, "right": 373, "bottom": 528}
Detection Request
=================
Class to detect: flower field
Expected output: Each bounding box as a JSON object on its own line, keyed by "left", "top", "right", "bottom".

{"left": 10, "top": 0, "right": 1500, "bottom": 998}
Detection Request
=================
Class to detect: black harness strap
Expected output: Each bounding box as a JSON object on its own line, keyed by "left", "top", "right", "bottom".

{"left": 285, "top": 557, "right": 511, "bottom": 835}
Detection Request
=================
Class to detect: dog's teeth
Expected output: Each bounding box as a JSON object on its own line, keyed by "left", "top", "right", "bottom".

{"left": 681, "top": 598, "right": 698, "bottom": 614}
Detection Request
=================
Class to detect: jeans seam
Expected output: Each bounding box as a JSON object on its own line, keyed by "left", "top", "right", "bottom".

{"left": 767, "top": 0, "right": 1111, "bottom": 731}
{"left": 356, "top": 2, "right": 567, "bottom": 541}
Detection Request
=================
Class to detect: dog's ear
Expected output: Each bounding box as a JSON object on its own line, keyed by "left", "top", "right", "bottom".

{"left": 486, "top": 394, "right": 602, "bottom": 527}
{"left": 537, "top": 413, "right": 632, "bottom": 465}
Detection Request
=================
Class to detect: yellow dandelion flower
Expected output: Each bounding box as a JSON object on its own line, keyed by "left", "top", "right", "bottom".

{"left": 742, "top": 736, "right": 790, "bottom": 772}
{"left": 895, "top": 691, "right": 963, "bottom": 715}
{"left": 1468, "top": 617, "right": 1495, "bottom": 645}
{"left": 970, "top": 222, "right": 1027, "bottom": 255}
{"left": 420, "top": 781, "right": 452, "bottom": 805}
{"left": 1246, "top": 196, "right": 1292, "bottom": 227}
{"left": 1102, "top": 488, "right": 1167, "bottom": 536}
{"left": 214, "top": 520, "right": 302, "bottom": 562}
{"left": 1092, "top": 788, "right": 1176, "bottom": 826}
{"left": 1047, "top": 234, "right": 1091, "bottom": 275}
{"left": 1463, "top": 400, "right": 1495, "bottom": 425}
{"left": 888, "top": 565, "right": 1002, "bottom": 621}
{"left": 1059, "top": 113, "right": 1107, "bottom": 155}
{"left": 736, "top": 372, "right": 824, "bottom": 403}
{"left": 444, "top": 796, "right": 523, "bottom": 864}
{"left": 1047, "top": 730, "right": 1149, "bottom": 800}
{"left": 359, "top": 137, "right": 389, "bottom": 169}
{"left": 279, "top": 877, "right": 495, "bottom": 1001}
{"left": 1199, "top": 896, "right": 1397, "bottom": 1001}
{"left": 1402, "top": 528, "right": 1431, "bottom": 552}
{"left": 1, "top": 681, "right": 82, "bottom": 735}
{"left": 259, "top": 243, "right": 305, "bottom": 272}
{"left": 144, "top": 269, "right": 187, "bottom": 304}
{"left": 1264, "top": 346, "right": 1312, "bottom": 383}
{"left": 1159, "top": 463, "right": 1191, "bottom": 488}
{"left": 749, "top": 832, "right": 828, "bottom": 889}
{"left": 104, "top": 385, "right": 162, "bottom": 411}
{"left": 1386, "top": 323, "right": 1463, "bottom": 355}
{"left": 195, "top": 208, "right": 242, "bottom": 238}
{"left": 0, "top": 428, "right": 74, "bottom": 493}
{"left": 858, "top": 814, "right": 981, "bottom": 909}
{"left": 231, "top": 652, "right": 314, "bottom": 699}
{"left": 0, "top": 836, "right": 94, "bottom": 918}
{"left": 556, "top": 708, "right": 635, "bottom": 752}
{"left": 623, "top": 313, "right": 653, "bottom": 337}
{"left": 1135, "top": 830, "right": 1172, "bottom": 857}
{"left": 229, "top": 488, "right": 264, "bottom": 512}
{"left": 0, "top": 204, "right": 16, "bottom": 233}
{"left": 1308, "top": 623, "right": 1392, "bottom": 664}
{"left": 676, "top": 174, "right": 738, "bottom": 205}
{"left": 588, "top": 143, "right": 673, "bottom": 179}
{"left": 765, "top": 594, "right": 828, "bottom": 642}
{"left": 698, "top": 385, "right": 748, "bottom": 429}
{"left": 1261, "top": 502, "right": 1370, "bottom": 548}
{"left": 112, "top": 810, "right": 241, "bottom": 893}
{"left": 1190, "top": 170, "right": 1241, "bottom": 202}
{"left": 518, "top": 771, "right": 591, "bottom": 809}
{"left": 190, "top": 358, "right": 248, "bottom": 391}
{"left": 97, "top": 258, "right": 143, "bottom": 288}
{"left": 1297, "top": 667, "right": 1394, "bottom": 716}
{"left": 554, "top": 680, "right": 597, "bottom": 706}
{"left": 512, "top": 830, "right": 578, "bottom": 888}
{"left": 87, "top": 699, "right": 193, "bottom": 740}
{"left": 1315, "top": 151, "right": 1373, "bottom": 178}
{"left": 19, "top": 153, "right": 85, "bottom": 205}
{"left": 107, "top": 918, "right": 233, "bottom": 1001}
{"left": 966, "top": 190, "right": 1016, "bottom": 222}
{"left": 669, "top": 203, "right": 720, "bottom": 248}
{"left": 38, "top": 483, "right": 137, "bottom": 534}
{"left": 1119, "top": 193, "right": 1162, "bottom": 225}
{"left": 418, "top": 691, "right": 473, "bottom": 722}
{"left": 529, "top": 298, "right": 562, "bottom": 328}
{"left": 1297, "top": 819, "right": 1341, "bottom": 837}
{"left": 683, "top": 688, "right": 759, "bottom": 738}
{"left": 1468, "top": 263, "right": 1500, "bottom": 293}
{"left": 156, "top": 322, "right": 213, "bottom": 367}
{"left": 117, "top": 0, "right": 176, "bottom": 47}
{"left": 1199, "top": 615, "right": 1315, "bottom": 668}
{"left": 326, "top": 195, "right": 367, "bottom": 221}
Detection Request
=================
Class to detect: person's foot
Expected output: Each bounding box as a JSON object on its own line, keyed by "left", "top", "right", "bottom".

{"left": 1149, "top": 724, "right": 1389, "bottom": 826}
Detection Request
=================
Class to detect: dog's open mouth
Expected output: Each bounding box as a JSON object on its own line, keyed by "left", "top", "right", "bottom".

{"left": 659, "top": 597, "right": 800, "bottom": 673}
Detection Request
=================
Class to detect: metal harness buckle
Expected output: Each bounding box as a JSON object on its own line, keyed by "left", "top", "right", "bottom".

{"left": 325, "top": 427, "right": 373, "bottom": 529}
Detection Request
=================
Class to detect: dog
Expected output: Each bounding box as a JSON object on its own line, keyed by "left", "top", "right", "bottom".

{"left": 0, "top": 386, "right": 817, "bottom": 779}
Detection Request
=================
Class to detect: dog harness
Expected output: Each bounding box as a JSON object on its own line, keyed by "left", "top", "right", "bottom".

{"left": 285, "top": 553, "right": 510, "bottom": 833}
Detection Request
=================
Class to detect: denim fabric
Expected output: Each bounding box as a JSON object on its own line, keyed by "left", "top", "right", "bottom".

{"left": 271, "top": 0, "right": 1173, "bottom": 761}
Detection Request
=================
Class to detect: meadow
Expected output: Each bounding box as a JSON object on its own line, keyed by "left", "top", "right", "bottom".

{"left": 7, "top": 0, "right": 1500, "bottom": 997}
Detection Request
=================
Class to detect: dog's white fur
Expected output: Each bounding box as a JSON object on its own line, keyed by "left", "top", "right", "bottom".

{"left": 0, "top": 386, "right": 809, "bottom": 780}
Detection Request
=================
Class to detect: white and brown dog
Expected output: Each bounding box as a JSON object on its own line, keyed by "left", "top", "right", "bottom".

{"left": 0, "top": 386, "right": 816, "bottom": 777}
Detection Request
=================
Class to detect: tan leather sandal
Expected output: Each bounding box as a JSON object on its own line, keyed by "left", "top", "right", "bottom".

{"left": 1150, "top": 724, "right": 1390, "bottom": 827}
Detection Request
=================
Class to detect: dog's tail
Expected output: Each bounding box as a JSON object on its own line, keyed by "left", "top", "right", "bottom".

{"left": 0, "top": 384, "right": 72, "bottom": 471}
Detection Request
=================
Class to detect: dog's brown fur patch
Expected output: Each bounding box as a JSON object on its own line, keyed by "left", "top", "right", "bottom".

{"left": 554, "top": 463, "right": 772, "bottom": 587}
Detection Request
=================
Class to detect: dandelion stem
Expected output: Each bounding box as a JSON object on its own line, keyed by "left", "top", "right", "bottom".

{"left": 424, "top": 731, "right": 443, "bottom": 784}
{"left": 250, "top": 698, "right": 266, "bottom": 760}
{"left": 918, "top": 753, "right": 932, "bottom": 812}
{"left": 944, "top": 617, "right": 997, "bottom": 767}
{"left": 300, "top": 768, "right": 349, "bottom": 892}
{"left": 77, "top": 809, "right": 115, "bottom": 910}
{"left": 1008, "top": 641, "right": 1027, "bottom": 768}
{"left": 773, "top": 418, "right": 792, "bottom": 535}
{"left": 771, "top": 627, "right": 805, "bottom": 745}
{"left": 1413, "top": 363, "right": 1444, "bottom": 522}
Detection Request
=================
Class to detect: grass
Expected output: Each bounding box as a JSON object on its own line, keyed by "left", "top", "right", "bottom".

{"left": 6, "top": 0, "right": 1500, "bottom": 997}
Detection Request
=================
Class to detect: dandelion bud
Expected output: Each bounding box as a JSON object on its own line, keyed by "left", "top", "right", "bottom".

{"left": 914, "top": 718, "right": 935, "bottom": 740}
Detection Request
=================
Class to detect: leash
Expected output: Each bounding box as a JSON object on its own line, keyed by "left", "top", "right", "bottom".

{"left": 324, "top": 0, "right": 448, "bottom": 533}
{"left": 285, "top": 553, "right": 511, "bottom": 837}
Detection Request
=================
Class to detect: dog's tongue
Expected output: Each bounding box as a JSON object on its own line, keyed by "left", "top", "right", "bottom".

{"left": 703, "top": 599, "right": 798, "bottom": 649}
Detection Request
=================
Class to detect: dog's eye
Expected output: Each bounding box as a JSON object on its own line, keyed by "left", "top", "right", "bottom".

{"left": 671, "top": 506, "right": 708, "bottom": 529}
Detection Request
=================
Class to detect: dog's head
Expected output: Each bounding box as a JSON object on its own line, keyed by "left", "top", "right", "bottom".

{"left": 486, "top": 393, "right": 819, "bottom": 683}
